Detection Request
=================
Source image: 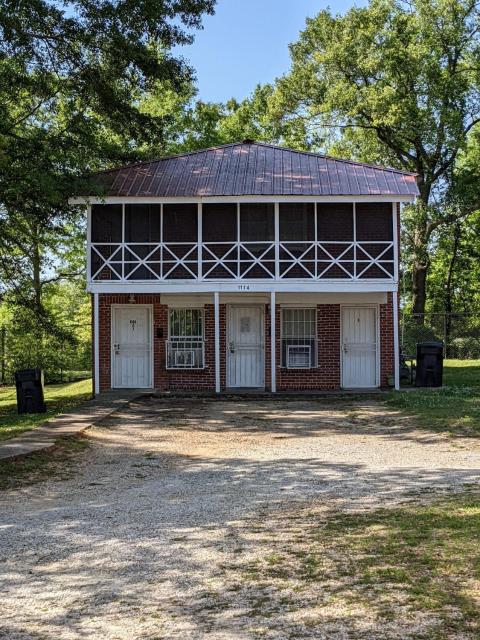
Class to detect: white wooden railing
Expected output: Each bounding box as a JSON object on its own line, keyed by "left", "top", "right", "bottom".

{"left": 90, "top": 240, "right": 394, "bottom": 282}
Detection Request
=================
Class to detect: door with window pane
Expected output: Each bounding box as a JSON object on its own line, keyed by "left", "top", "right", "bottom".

{"left": 227, "top": 306, "right": 264, "bottom": 388}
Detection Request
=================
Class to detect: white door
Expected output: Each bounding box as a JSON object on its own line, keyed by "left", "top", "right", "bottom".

{"left": 342, "top": 307, "right": 377, "bottom": 388}
{"left": 227, "top": 306, "right": 264, "bottom": 388}
{"left": 112, "top": 307, "right": 152, "bottom": 388}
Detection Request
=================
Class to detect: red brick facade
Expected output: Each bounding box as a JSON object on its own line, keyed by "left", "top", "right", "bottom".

{"left": 96, "top": 294, "right": 395, "bottom": 392}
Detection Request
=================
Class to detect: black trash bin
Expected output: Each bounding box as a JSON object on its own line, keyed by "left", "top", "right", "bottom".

{"left": 415, "top": 342, "right": 443, "bottom": 387}
{"left": 15, "top": 368, "right": 47, "bottom": 414}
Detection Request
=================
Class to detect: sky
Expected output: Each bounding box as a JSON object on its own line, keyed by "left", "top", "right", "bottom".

{"left": 174, "top": 0, "right": 366, "bottom": 103}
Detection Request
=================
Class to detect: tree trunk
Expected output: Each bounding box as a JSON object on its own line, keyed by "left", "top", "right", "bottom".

{"left": 444, "top": 224, "right": 461, "bottom": 357}
{"left": 411, "top": 179, "right": 431, "bottom": 318}
{"left": 412, "top": 262, "right": 428, "bottom": 316}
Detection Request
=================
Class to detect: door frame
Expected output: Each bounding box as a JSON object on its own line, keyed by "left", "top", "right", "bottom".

{"left": 340, "top": 304, "right": 380, "bottom": 389}
{"left": 226, "top": 304, "right": 265, "bottom": 388}
{"left": 111, "top": 304, "right": 154, "bottom": 389}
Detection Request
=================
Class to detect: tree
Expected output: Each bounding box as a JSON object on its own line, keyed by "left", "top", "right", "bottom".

{"left": 271, "top": 0, "right": 480, "bottom": 314}
{"left": 0, "top": 0, "right": 215, "bottom": 301}
{"left": 0, "top": 0, "right": 215, "bottom": 373}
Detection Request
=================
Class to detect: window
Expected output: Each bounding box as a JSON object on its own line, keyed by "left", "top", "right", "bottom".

{"left": 281, "top": 308, "right": 317, "bottom": 368}
{"left": 167, "top": 309, "right": 204, "bottom": 369}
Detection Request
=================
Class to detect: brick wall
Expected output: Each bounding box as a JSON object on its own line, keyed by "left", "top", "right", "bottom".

{"left": 276, "top": 305, "right": 341, "bottom": 390}
{"left": 96, "top": 295, "right": 394, "bottom": 392}
{"left": 380, "top": 292, "right": 395, "bottom": 386}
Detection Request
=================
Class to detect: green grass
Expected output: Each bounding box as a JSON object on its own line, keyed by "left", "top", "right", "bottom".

{"left": 0, "top": 379, "right": 93, "bottom": 441}
{"left": 237, "top": 491, "right": 480, "bottom": 638}
{"left": 386, "top": 359, "right": 480, "bottom": 436}
{"left": 0, "top": 436, "right": 90, "bottom": 491}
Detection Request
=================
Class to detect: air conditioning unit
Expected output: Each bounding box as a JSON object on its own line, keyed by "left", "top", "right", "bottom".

{"left": 174, "top": 349, "right": 196, "bottom": 368}
{"left": 287, "top": 345, "right": 311, "bottom": 368}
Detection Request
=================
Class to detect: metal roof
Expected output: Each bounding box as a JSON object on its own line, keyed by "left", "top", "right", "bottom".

{"left": 89, "top": 141, "right": 419, "bottom": 198}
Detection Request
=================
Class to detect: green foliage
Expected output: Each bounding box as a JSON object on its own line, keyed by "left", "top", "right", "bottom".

{"left": 0, "top": 0, "right": 215, "bottom": 377}
{"left": 271, "top": 0, "right": 480, "bottom": 313}
{"left": 386, "top": 359, "right": 480, "bottom": 435}
{"left": 0, "top": 379, "right": 92, "bottom": 442}
{"left": 0, "top": 280, "right": 91, "bottom": 383}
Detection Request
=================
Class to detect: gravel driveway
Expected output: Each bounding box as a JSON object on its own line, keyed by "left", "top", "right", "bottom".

{"left": 1, "top": 397, "right": 479, "bottom": 639}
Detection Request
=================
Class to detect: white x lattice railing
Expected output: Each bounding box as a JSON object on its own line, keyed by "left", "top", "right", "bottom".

{"left": 90, "top": 240, "right": 395, "bottom": 282}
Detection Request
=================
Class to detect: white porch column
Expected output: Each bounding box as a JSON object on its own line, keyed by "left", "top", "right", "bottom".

{"left": 93, "top": 292, "right": 100, "bottom": 396}
{"left": 270, "top": 291, "right": 276, "bottom": 393}
{"left": 214, "top": 291, "right": 221, "bottom": 393}
{"left": 392, "top": 202, "right": 400, "bottom": 391}
{"left": 393, "top": 291, "right": 400, "bottom": 391}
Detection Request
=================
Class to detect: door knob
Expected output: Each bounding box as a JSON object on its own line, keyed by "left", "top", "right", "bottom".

{"left": 343, "top": 344, "right": 348, "bottom": 353}
{"left": 229, "top": 341, "right": 235, "bottom": 353}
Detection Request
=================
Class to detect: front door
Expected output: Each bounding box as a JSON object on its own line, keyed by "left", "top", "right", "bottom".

{"left": 112, "top": 306, "right": 152, "bottom": 388}
{"left": 227, "top": 306, "right": 264, "bottom": 388}
{"left": 341, "top": 307, "right": 377, "bottom": 388}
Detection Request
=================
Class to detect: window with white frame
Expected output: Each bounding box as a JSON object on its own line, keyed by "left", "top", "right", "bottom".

{"left": 281, "top": 308, "right": 317, "bottom": 368}
{"left": 167, "top": 308, "right": 204, "bottom": 369}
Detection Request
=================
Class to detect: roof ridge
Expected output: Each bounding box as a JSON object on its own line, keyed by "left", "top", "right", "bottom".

{"left": 249, "top": 141, "right": 417, "bottom": 177}
{"left": 91, "top": 141, "right": 418, "bottom": 178}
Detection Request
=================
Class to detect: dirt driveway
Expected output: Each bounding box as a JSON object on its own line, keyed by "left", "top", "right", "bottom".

{"left": 1, "top": 397, "right": 479, "bottom": 639}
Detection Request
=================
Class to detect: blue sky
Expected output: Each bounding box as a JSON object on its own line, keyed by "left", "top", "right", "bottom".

{"left": 175, "top": 0, "right": 366, "bottom": 103}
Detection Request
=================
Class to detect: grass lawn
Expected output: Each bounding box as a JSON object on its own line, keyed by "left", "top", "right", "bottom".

{"left": 233, "top": 490, "right": 480, "bottom": 638}
{"left": 386, "top": 359, "right": 480, "bottom": 436}
{"left": 0, "top": 378, "right": 93, "bottom": 442}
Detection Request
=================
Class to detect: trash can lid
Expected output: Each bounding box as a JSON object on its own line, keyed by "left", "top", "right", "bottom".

{"left": 416, "top": 341, "right": 444, "bottom": 347}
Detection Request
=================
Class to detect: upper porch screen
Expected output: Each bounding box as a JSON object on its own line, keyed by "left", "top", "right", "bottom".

{"left": 90, "top": 202, "right": 395, "bottom": 282}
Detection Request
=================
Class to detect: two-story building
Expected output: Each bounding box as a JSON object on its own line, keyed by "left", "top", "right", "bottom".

{"left": 79, "top": 141, "right": 418, "bottom": 394}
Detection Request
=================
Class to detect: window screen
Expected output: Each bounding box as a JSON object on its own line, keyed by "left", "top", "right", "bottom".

{"left": 203, "top": 204, "right": 237, "bottom": 242}
{"left": 167, "top": 308, "right": 204, "bottom": 369}
{"left": 279, "top": 203, "right": 315, "bottom": 241}
{"left": 240, "top": 203, "right": 274, "bottom": 241}
{"left": 281, "top": 308, "right": 317, "bottom": 368}
{"left": 125, "top": 204, "right": 160, "bottom": 242}
{"left": 317, "top": 203, "right": 353, "bottom": 241}
{"left": 163, "top": 204, "right": 198, "bottom": 242}
{"left": 356, "top": 203, "right": 393, "bottom": 240}
{"left": 91, "top": 204, "right": 122, "bottom": 243}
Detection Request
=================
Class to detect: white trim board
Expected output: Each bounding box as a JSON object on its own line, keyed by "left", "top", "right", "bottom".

{"left": 72, "top": 194, "right": 415, "bottom": 205}
{"left": 89, "top": 281, "right": 398, "bottom": 295}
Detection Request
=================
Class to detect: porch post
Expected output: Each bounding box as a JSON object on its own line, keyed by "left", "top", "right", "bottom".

{"left": 392, "top": 203, "right": 400, "bottom": 391}
{"left": 214, "top": 291, "right": 221, "bottom": 393}
{"left": 93, "top": 292, "right": 100, "bottom": 396}
{"left": 393, "top": 291, "right": 400, "bottom": 391}
{"left": 270, "top": 291, "right": 276, "bottom": 393}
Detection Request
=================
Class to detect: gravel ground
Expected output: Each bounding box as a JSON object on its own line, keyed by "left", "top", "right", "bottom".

{"left": 0, "top": 397, "right": 479, "bottom": 639}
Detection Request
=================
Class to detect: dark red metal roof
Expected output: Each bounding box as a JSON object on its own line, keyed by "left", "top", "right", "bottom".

{"left": 90, "top": 142, "right": 419, "bottom": 198}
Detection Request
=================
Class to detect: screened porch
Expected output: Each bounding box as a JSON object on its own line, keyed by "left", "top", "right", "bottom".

{"left": 89, "top": 201, "right": 397, "bottom": 284}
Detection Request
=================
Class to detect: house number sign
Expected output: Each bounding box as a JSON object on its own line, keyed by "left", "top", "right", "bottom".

{"left": 237, "top": 284, "right": 250, "bottom": 291}
{"left": 129, "top": 319, "right": 137, "bottom": 331}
